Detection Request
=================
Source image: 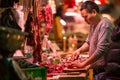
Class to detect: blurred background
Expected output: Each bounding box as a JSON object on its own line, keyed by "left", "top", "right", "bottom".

{"left": 0, "top": 0, "right": 120, "bottom": 79}
{"left": 1, "top": 0, "right": 120, "bottom": 52}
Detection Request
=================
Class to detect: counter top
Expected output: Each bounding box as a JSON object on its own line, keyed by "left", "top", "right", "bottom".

{"left": 47, "top": 72, "right": 86, "bottom": 80}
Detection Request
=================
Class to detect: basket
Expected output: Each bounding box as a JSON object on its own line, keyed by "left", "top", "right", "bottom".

{"left": 22, "top": 67, "right": 47, "bottom": 80}
{"left": 0, "top": 26, "right": 26, "bottom": 53}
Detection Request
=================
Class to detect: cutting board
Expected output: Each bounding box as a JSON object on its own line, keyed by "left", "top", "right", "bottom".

{"left": 63, "top": 66, "right": 89, "bottom": 73}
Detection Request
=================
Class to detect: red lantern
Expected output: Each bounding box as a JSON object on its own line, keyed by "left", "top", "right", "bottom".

{"left": 100, "top": 0, "right": 106, "bottom": 4}
{"left": 64, "top": 0, "right": 76, "bottom": 8}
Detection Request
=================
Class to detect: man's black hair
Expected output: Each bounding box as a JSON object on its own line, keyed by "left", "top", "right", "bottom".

{"left": 80, "top": 1, "right": 100, "bottom": 13}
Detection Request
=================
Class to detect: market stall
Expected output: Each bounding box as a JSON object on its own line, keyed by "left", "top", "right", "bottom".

{"left": 0, "top": 0, "right": 91, "bottom": 80}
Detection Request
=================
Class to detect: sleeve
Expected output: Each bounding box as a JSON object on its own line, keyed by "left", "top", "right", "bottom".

{"left": 85, "top": 36, "right": 90, "bottom": 45}
{"left": 94, "top": 22, "right": 113, "bottom": 59}
{"left": 85, "top": 27, "right": 91, "bottom": 45}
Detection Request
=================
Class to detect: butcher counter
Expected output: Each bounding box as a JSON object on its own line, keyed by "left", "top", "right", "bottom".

{"left": 13, "top": 51, "right": 91, "bottom": 80}
{"left": 47, "top": 66, "right": 93, "bottom": 80}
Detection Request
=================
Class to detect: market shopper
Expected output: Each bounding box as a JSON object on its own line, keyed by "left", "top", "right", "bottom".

{"left": 0, "top": 0, "right": 28, "bottom": 80}
{"left": 70, "top": 1, "right": 113, "bottom": 80}
{"left": 106, "top": 16, "right": 120, "bottom": 79}
{"left": 0, "top": 0, "right": 21, "bottom": 30}
{"left": 105, "top": 0, "right": 120, "bottom": 79}
{"left": 99, "top": 0, "right": 120, "bottom": 79}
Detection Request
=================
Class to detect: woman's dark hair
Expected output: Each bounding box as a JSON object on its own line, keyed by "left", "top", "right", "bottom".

{"left": 80, "top": 1, "right": 100, "bottom": 13}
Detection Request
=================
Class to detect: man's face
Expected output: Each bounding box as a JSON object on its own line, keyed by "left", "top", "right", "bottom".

{"left": 80, "top": 9, "right": 96, "bottom": 25}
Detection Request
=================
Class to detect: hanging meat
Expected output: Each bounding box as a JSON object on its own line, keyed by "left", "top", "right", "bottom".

{"left": 25, "top": 0, "right": 53, "bottom": 64}
{"left": 43, "top": 5, "right": 53, "bottom": 35}
{"left": 38, "top": 4, "right": 53, "bottom": 36}
{"left": 25, "top": 0, "right": 42, "bottom": 63}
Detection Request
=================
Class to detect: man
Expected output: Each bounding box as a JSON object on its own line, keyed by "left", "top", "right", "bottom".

{"left": 70, "top": 1, "right": 113, "bottom": 80}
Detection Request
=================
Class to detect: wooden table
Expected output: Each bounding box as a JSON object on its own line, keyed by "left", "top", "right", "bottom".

{"left": 47, "top": 73, "right": 86, "bottom": 80}
{"left": 47, "top": 66, "right": 91, "bottom": 80}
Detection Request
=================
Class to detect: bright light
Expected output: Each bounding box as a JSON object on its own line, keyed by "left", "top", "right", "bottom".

{"left": 75, "top": 0, "right": 82, "bottom": 5}
{"left": 75, "top": 0, "right": 82, "bottom": 3}
{"left": 94, "top": 0, "right": 101, "bottom": 5}
{"left": 65, "top": 12, "right": 77, "bottom": 16}
{"left": 60, "top": 19, "right": 66, "bottom": 26}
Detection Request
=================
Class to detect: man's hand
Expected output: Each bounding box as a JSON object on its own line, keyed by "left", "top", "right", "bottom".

{"left": 70, "top": 60, "right": 85, "bottom": 68}
{"left": 70, "top": 49, "right": 81, "bottom": 61}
